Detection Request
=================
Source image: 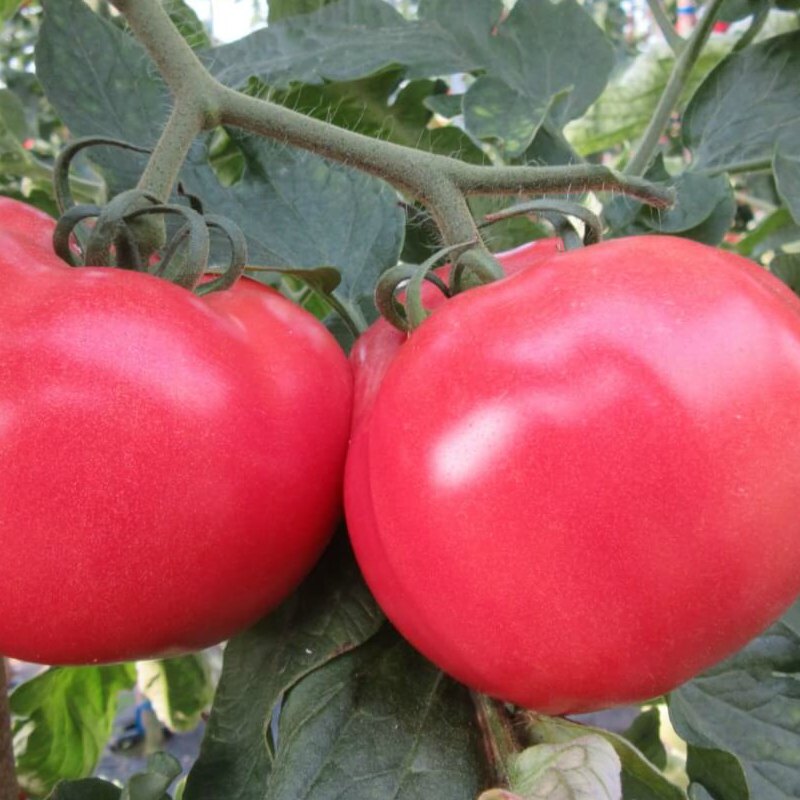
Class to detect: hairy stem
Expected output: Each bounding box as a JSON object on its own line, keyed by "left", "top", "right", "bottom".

{"left": 626, "top": 0, "right": 727, "bottom": 177}
{"left": 472, "top": 692, "right": 520, "bottom": 788}
{"left": 110, "top": 0, "right": 673, "bottom": 246}
{"left": 0, "top": 661, "right": 18, "bottom": 800}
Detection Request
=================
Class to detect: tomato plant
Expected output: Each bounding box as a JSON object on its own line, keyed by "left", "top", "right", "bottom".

{"left": 347, "top": 235, "right": 800, "bottom": 714}
{"left": 0, "top": 197, "right": 352, "bottom": 664}
{"left": 2, "top": 0, "right": 800, "bottom": 798}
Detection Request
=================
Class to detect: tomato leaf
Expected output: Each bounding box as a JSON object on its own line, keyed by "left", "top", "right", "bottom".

{"left": 735, "top": 208, "right": 800, "bottom": 259}
{"left": 685, "top": 746, "right": 749, "bottom": 800}
{"left": 205, "top": 0, "right": 612, "bottom": 141}
{"left": 121, "top": 753, "right": 182, "bottom": 800}
{"left": 481, "top": 734, "right": 622, "bottom": 800}
{"left": 163, "top": 0, "right": 211, "bottom": 50}
{"left": 683, "top": 32, "right": 800, "bottom": 173}
{"left": 49, "top": 778, "right": 122, "bottom": 800}
{"left": 268, "top": 0, "right": 337, "bottom": 23}
{"left": 181, "top": 130, "right": 404, "bottom": 319}
{"left": 774, "top": 146, "right": 800, "bottom": 225}
{"left": 668, "top": 600, "right": 800, "bottom": 800}
{"left": 770, "top": 252, "right": 800, "bottom": 295}
{"left": 10, "top": 664, "right": 136, "bottom": 797}
{"left": 0, "top": 0, "right": 22, "bottom": 24}
{"left": 263, "top": 627, "right": 485, "bottom": 800}
{"left": 621, "top": 708, "right": 667, "bottom": 771}
{"left": 526, "top": 714, "right": 685, "bottom": 800}
{"left": 565, "top": 39, "right": 731, "bottom": 157}
{"left": 136, "top": 654, "right": 215, "bottom": 734}
{"left": 36, "top": 0, "right": 166, "bottom": 192}
{"left": 183, "top": 535, "right": 384, "bottom": 800}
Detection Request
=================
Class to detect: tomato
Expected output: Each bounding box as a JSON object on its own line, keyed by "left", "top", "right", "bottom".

{"left": 0, "top": 198, "right": 352, "bottom": 665}
{"left": 345, "top": 235, "right": 800, "bottom": 714}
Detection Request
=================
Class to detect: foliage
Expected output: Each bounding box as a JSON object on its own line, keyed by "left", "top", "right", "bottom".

{"left": 2, "top": 0, "right": 800, "bottom": 798}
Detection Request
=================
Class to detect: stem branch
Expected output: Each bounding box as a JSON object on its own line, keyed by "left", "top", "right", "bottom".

{"left": 626, "top": 0, "right": 727, "bottom": 177}
{"left": 0, "top": 661, "right": 18, "bottom": 800}
{"left": 109, "top": 0, "right": 674, "bottom": 249}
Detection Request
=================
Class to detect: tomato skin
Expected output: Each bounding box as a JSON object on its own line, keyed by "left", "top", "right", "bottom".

{"left": 346, "top": 235, "right": 800, "bottom": 714}
{"left": 0, "top": 198, "right": 352, "bottom": 665}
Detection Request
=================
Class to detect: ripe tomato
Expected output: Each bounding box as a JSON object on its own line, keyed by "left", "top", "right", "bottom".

{"left": 0, "top": 198, "right": 352, "bottom": 664}
{"left": 346, "top": 235, "right": 800, "bottom": 714}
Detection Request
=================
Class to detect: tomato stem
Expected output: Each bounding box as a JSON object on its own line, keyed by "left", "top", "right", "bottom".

{"left": 471, "top": 692, "right": 521, "bottom": 789}
{"left": 109, "top": 0, "right": 674, "bottom": 259}
{"left": 0, "top": 660, "right": 18, "bottom": 800}
{"left": 625, "top": 0, "right": 727, "bottom": 177}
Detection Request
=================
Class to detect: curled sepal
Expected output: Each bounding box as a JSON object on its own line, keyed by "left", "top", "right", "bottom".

{"left": 195, "top": 215, "right": 248, "bottom": 296}
{"left": 54, "top": 136, "right": 150, "bottom": 214}
{"left": 375, "top": 242, "right": 472, "bottom": 334}
{"left": 128, "top": 204, "right": 211, "bottom": 290}
{"left": 481, "top": 200, "right": 604, "bottom": 250}
{"left": 406, "top": 241, "right": 476, "bottom": 330}
{"left": 83, "top": 189, "right": 162, "bottom": 268}
{"left": 52, "top": 204, "right": 102, "bottom": 266}
{"left": 450, "top": 247, "right": 505, "bottom": 295}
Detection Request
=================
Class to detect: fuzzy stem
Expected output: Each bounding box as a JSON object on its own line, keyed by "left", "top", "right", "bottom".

{"left": 109, "top": 0, "right": 673, "bottom": 246}
{"left": 471, "top": 692, "right": 520, "bottom": 789}
{"left": 626, "top": 0, "right": 727, "bottom": 177}
{"left": 0, "top": 661, "right": 18, "bottom": 800}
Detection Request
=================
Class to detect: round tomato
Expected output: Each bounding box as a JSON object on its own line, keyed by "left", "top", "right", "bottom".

{"left": 0, "top": 198, "right": 352, "bottom": 665}
{"left": 346, "top": 235, "right": 800, "bottom": 714}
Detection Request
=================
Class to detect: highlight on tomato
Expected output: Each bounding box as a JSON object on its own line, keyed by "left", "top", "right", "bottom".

{"left": 0, "top": 197, "right": 353, "bottom": 665}
{"left": 345, "top": 235, "right": 800, "bottom": 715}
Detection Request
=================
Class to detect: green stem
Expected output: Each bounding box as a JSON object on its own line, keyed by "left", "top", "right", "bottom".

{"left": 109, "top": 0, "right": 674, "bottom": 250}
{"left": 138, "top": 104, "right": 207, "bottom": 201}
{"left": 626, "top": 0, "right": 727, "bottom": 177}
{"left": 701, "top": 157, "right": 773, "bottom": 177}
{"left": 0, "top": 660, "right": 18, "bottom": 800}
{"left": 471, "top": 692, "right": 520, "bottom": 788}
{"left": 645, "top": 0, "right": 684, "bottom": 53}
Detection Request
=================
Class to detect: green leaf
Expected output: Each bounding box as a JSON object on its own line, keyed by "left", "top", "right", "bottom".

{"left": 482, "top": 735, "right": 621, "bottom": 800}
{"left": 268, "top": 0, "right": 337, "bottom": 22}
{"left": 566, "top": 40, "right": 732, "bottom": 156}
{"left": 463, "top": 78, "right": 563, "bottom": 158}
{"left": 49, "top": 778, "right": 122, "bottom": 800}
{"left": 0, "top": 88, "right": 28, "bottom": 142}
{"left": 36, "top": 0, "right": 167, "bottom": 191}
{"left": 770, "top": 252, "right": 800, "bottom": 295}
{"left": 121, "top": 753, "right": 182, "bottom": 800}
{"left": 683, "top": 32, "right": 800, "bottom": 172}
{"left": 622, "top": 708, "right": 667, "bottom": 771}
{"left": 182, "top": 130, "right": 404, "bottom": 322}
{"left": 735, "top": 207, "right": 800, "bottom": 258}
{"left": 136, "top": 653, "right": 214, "bottom": 733}
{"left": 264, "top": 627, "right": 485, "bottom": 800}
{"left": 205, "top": 0, "right": 612, "bottom": 133}
{"left": 269, "top": 70, "right": 483, "bottom": 161}
{"left": 606, "top": 158, "right": 736, "bottom": 245}
{"left": 774, "top": 146, "right": 800, "bottom": 225}
{"left": 183, "top": 536, "right": 384, "bottom": 800}
{"left": 163, "top": 0, "right": 211, "bottom": 49}
{"left": 668, "top": 600, "right": 800, "bottom": 800}
{"left": 11, "top": 664, "right": 136, "bottom": 797}
{"left": 0, "top": 0, "right": 22, "bottom": 24}
{"left": 641, "top": 168, "right": 734, "bottom": 235}
{"left": 527, "top": 714, "right": 686, "bottom": 800}
{"left": 685, "top": 746, "right": 749, "bottom": 800}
